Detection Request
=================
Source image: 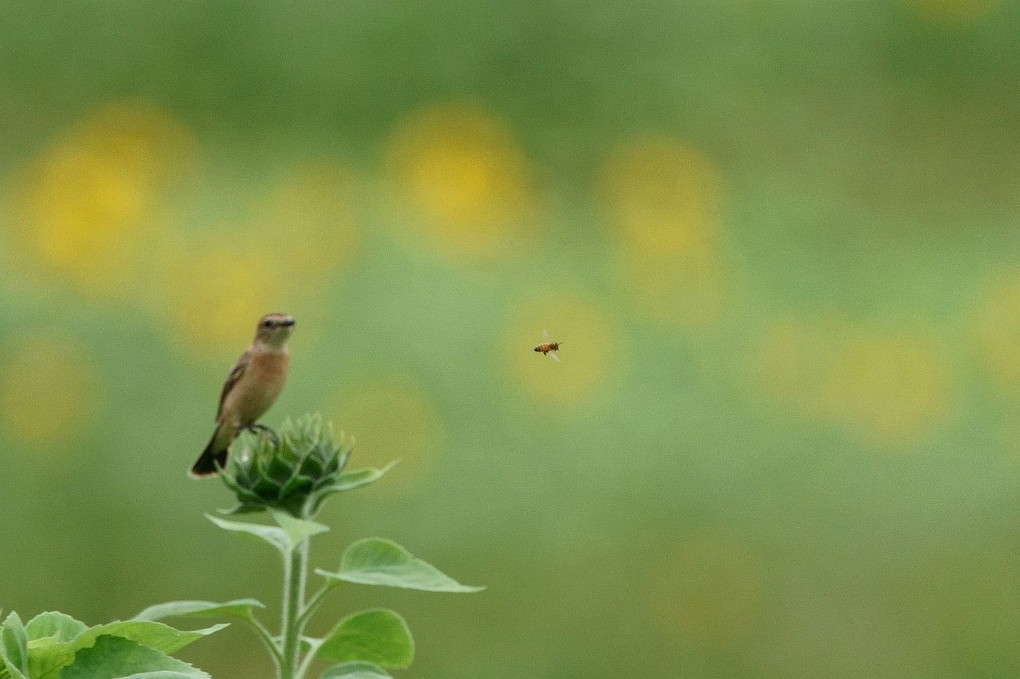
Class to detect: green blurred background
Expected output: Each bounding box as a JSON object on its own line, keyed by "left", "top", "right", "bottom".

{"left": 2, "top": 1, "right": 1019, "bottom": 677}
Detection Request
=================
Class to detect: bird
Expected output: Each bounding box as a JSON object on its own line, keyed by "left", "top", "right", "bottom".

{"left": 190, "top": 313, "right": 296, "bottom": 478}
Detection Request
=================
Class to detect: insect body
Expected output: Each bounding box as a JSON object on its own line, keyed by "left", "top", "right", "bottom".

{"left": 534, "top": 330, "right": 563, "bottom": 362}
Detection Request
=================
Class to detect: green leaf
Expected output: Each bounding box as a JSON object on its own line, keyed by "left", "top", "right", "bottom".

{"left": 25, "top": 613, "right": 88, "bottom": 643}
{"left": 334, "top": 463, "right": 397, "bottom": 491}
{"left": 59, "top": 635, "right": 209, "bottom": 679}
{"left": 1, "top": 658, "right": 28, "bottom": 679}
{"left": 320, "top": 661, "right": 392, "bottom": 679}
{"left": 134, "top": 600, "right": 265, "bottom": 623}
{"left": 206, "top": 514, "right": 290, "bottom": 553}
{"left": 303, "top": 462, "right": 396, "bottom": 515}
{"left": 29, "top": 621, "right": 224, "bottom": 679}
{"left": 316, "top": 538, "right": 485, "bottom": 593}
{"left": 1, "top": 612, "right": 28, "bottom": 675}
{"left": 316, "top": 609, "right": 413, "bottom": 668}
{"left": 270, "top": 510, "right": 329, "bottom": 544}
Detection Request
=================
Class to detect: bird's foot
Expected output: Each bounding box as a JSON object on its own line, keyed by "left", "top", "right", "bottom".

{"left": 246, "top": 423, "right": 280, "bottom": 448}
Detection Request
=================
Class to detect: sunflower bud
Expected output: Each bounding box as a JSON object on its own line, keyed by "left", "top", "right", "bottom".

{"left": 219, "top": 413, "right": 355, "bottom": 519}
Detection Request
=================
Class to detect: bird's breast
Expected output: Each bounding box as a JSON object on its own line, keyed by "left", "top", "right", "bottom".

{"left": 231, "top": 351, "right": 290, "bottom": 424}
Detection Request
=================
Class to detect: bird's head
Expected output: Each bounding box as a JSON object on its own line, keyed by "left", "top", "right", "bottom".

{"left": 254, "top": 313, "right": 296, "bottom": 350}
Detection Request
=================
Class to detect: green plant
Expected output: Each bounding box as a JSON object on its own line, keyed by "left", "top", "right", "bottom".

{"left": 137, "top": 414, "right": 482, "bottom": 679}
{"left": 0, "top": 608, "right": 222, "bottom": 678}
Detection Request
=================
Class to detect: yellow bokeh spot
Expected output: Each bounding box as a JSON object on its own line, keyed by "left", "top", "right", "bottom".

{"left": 600, "top": 138, "right": 732, "bottom": 327}
{"left": 616, "top": 244, "right": 732, "bottom": 328}
{"left": 331, "top": 379, "right": 439, "bottom": 493}
{"left": 903, "top": 0, "right": 1001, "bottom": 24}
{"left": 504, "top": 293, "right": 621, "bottom": 409}
{"left": 11, "top": 102, "right": 196, "bottom": 295}
{"left": 822, "top": 333, "right": 951, "bottom": 446}
{"left": 646, "top": 536, "right": 765, "bottom": 649}
{"left": 149, "top": 233, "right": 286, "bottom": 359}
{"left": 258, "top": 161, "right": 360, "bottom": 283}
{"left": 0, "top": 338, "right": 101, "bottom": 447}
{"left": 972, "top": 271, "right": 1020, "bottom": 390}
{"left": 387, "top": 102, "right": 536, "bottom": 257}
{"left": 600, "top": 139, "right": 723, "bottom": 258}
{"left": 748, "top": 318, "right": 952, "bottom": 447}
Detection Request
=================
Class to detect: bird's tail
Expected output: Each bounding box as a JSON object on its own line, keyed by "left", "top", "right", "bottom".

{"left": 190, "top": 424, "right": 231, "bottom": 478}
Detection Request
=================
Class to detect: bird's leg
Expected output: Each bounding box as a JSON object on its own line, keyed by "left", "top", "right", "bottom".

{"left": 246, "top": 423, "right": 280, "bottom": 447}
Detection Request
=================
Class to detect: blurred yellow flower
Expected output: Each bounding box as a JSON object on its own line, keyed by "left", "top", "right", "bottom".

{"left": 387, "top": 102, "right": 537, "bottom": 257}
{"left": 504, "top": 292, "right": 621, "bottom": 410}
{"left": 601, "top": 139, "right": 723, "bottom": 258}
{"left": 822, "top": 333, "right": 952, "bottom": 446}
{"left": 903, "top": 0, "right": 1001, "bottom": 24}
{"left": 0, "top": 337, "right": 101, "bottom": 447}
{"left": 257, "top": 161, "right": 360, "bottom": 284}
{"left": 600, "top": 138, "right": 733, "bottom": 327}
{"left": 331, "top": 378, "right": 440, "bottom": 493}
{"left": 10, "top": 102, "right": 196, "bottom": 296}
{"left": 749, "top": 317, "right": 953, "bottom": 447}
{"left": 646, "top": 535, "right": 765, "bottom": 649}
{"left": 971, "top": 271, "right": 1020, "bottom": 390}
{"left": 616, "top": 244, "right": 733, "bottom": 328}
{"left": 149, "top": 233, "right": 286, "bottom": 359}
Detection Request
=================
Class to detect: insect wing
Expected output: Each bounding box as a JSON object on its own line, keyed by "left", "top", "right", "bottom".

{"left": 549, "top": 349, "right": 561, "bottom": 362}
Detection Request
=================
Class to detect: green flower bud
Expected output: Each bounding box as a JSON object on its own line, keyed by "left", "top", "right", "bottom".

{"left": 219, "top": 413, "right": 354, "bottom": 519}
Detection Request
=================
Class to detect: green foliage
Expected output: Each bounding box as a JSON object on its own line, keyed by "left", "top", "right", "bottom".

{"left": 316, "top": 610, "right": 412, "bottom": 668}
{"left": 270, "top": 511, "right": 330, "bottom": 547}
{"left": 0, "top": 611, "right": 219, "bottom": 679}
{"left": 23, "top": 614, "right": 86, "bottom": 646}
{"left": 144, "top": 413, "right": 481, "bottom": 679}
{"left": 318, "top": 538, "right": 486, "bottom": 593}
{"left": 134, "top": 601, "right": 265, "bottom": 624}
{"left": 1, "top": 612, "right": 28, "bottom": 678}
{"left": 59, "top": 636, "right": 208, "bottom": 679}
{"left": 204, "top": 515, "right": 293, "bottom": 554}
{"left": 319, "top": 662, "right": 392, "bottom": 679}
{"left": 219, "top": 414, "right": 369, "bottom": 519}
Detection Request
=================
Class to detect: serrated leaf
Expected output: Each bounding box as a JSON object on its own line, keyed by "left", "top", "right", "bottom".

{"left": 335, "top": 463, "right": 397, "bottom": 492}
{"left": 279, "top": 474, "right": 316, "bottom": 500}
{"left": 316, "top": 609, "right": 412, "bottom": 668}
{"left": 206, "top": 515, "right": 291, "bottom": 553}
{"left": 219, "top": 470, "right": 263, "bottom": 504}
{"left": 316, "top": 538, "right": 484, "bottom": 593}
{"left": 270, "top": 510, "right": 329, "bottom": 545}
{"left": 320, "top": 661, "right": 392, "bottom": 679}
{"left": 29, "top": 621, "right": 225, "bottom": 679}
{"left": 1, "top": 657, "right": 28, "bottom": 679}
{"left": 305, "top": 462, "right": 398, "bottom": 516}
{"left": 24, "top": 613, "right": 87, "bottom": 644}
{"left": 58, "top": 635, "right": 209, "bottom": 679}
{"left": 134, "top": 600, "right": 265, "bottom": 623}
{"left": 1, "top": 612, "right": 28, "bottom": 675}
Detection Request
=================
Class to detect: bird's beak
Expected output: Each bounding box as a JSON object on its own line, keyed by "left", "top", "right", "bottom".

{"left": 281, "top": 319, "right": 296, "bottom": 327}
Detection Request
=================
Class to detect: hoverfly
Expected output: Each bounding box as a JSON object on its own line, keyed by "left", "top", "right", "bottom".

{"left": 533, "top": 330, "right": 563, "bottom": 362}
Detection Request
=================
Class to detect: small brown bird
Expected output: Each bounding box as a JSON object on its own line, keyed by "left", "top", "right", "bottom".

{"left": 190, "top": 313, "right": 296, "bottom": 478}
{"left": 533, "top": 330, "right": 562, "bottom": 362}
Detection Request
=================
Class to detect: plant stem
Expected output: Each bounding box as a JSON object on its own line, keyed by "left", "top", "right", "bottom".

{"left": 245, "top": 616, "right": 282, "bottom": 670}
{"left": 278, "top": 540, "right": 309, "bottom": 679}
{"left": 298, "top": 581, "right": 337, "bottom": 627}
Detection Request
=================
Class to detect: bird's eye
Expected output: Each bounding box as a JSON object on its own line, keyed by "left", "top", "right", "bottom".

{"left": 261, "top": 320, "right": 273, "bottom": 328}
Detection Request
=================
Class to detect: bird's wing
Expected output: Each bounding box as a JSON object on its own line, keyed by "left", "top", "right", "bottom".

{"left": 216, "top": 348, "right": 252, "bottom": 420}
